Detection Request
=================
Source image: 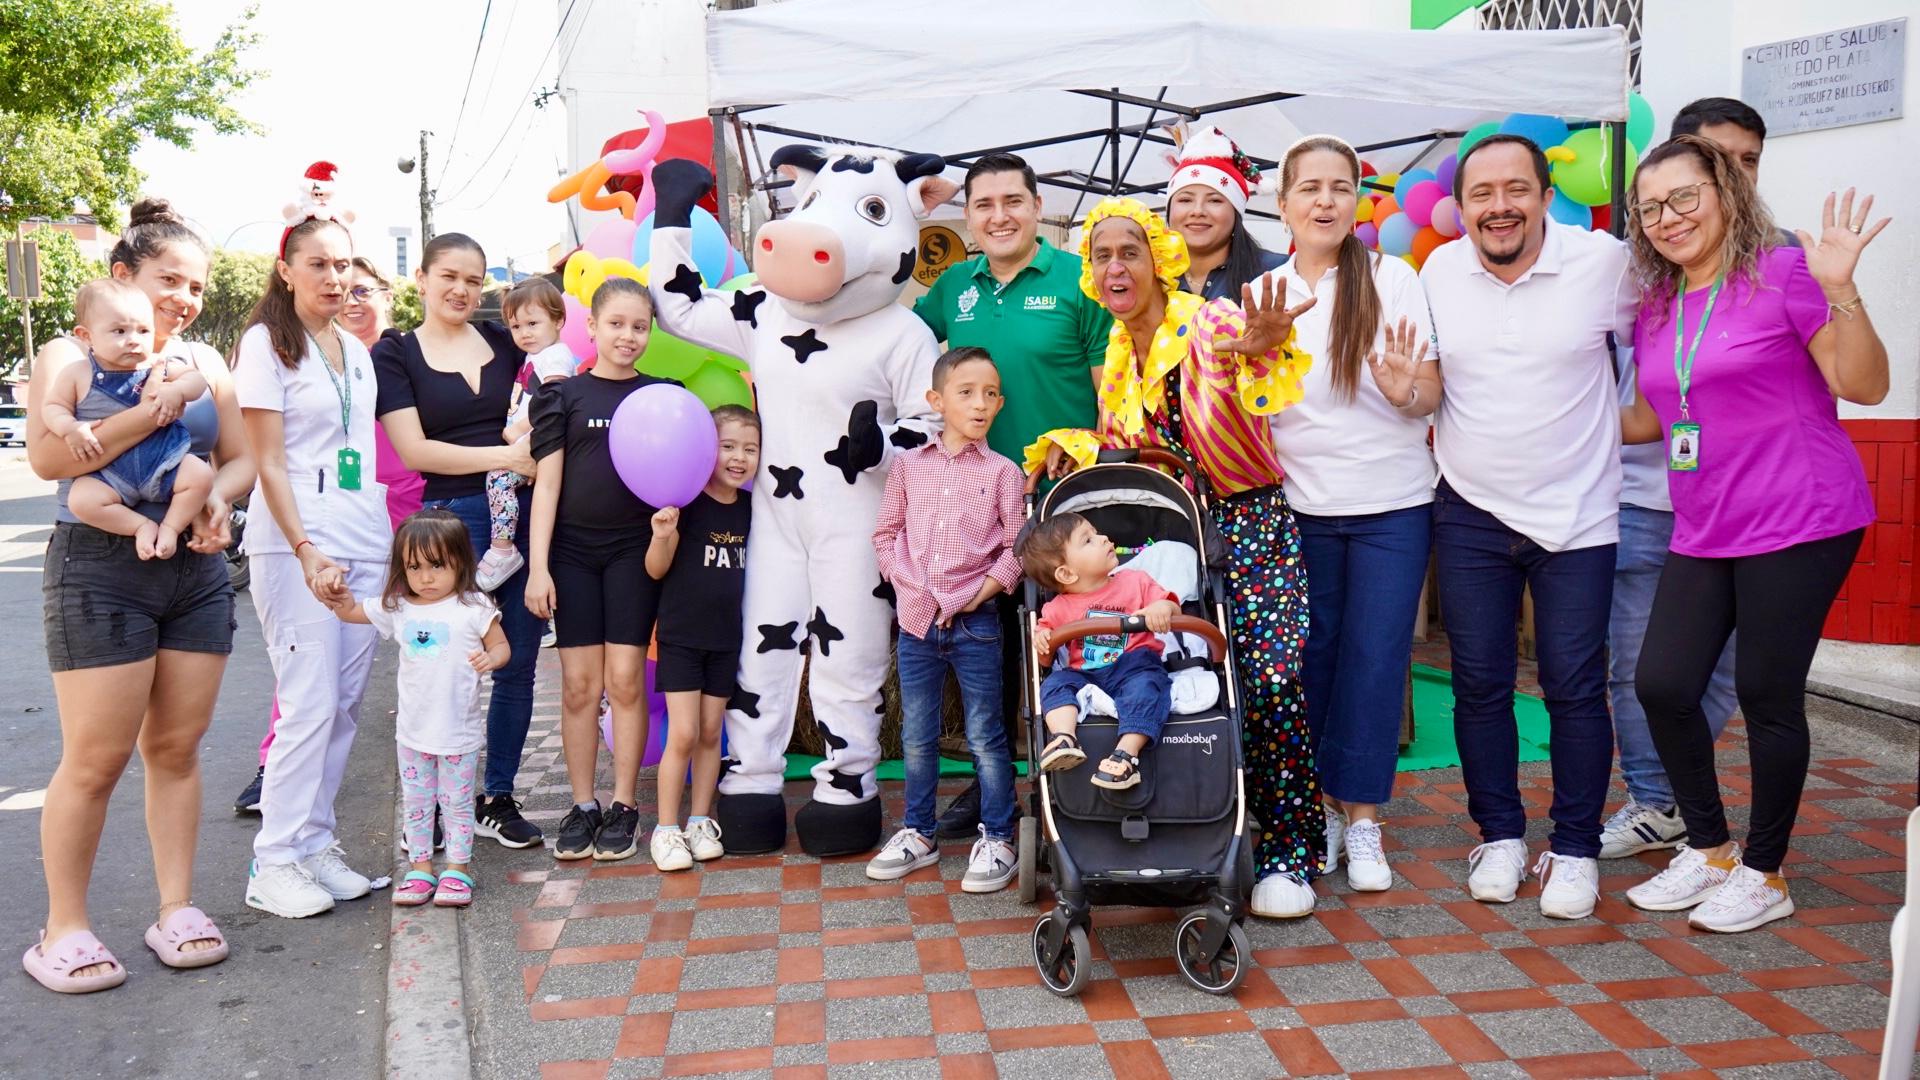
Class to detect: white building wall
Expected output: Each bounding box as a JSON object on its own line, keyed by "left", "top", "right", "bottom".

{"left": 1641, "top": 0, "right": 1919, "bottom": 420}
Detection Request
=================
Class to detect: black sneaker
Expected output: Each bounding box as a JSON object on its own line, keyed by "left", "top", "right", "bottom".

{"left": 477, "top": 794, "right": 544, "bottom": 850}
{"left": 553, "top": 803, "right": 602, "bottom": 860}
{"left": 234, "top": 766, "right": 264, "bottom": 815}
{"left": 593, "top": 802, "right": 641, "bottom": 862}
{"left": 935, "top": 780, "right": 982, "bottom": 840}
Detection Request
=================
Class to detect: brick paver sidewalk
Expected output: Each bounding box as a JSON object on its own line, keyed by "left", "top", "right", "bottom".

{"left": 461, "top": 651, "right": 1911, "bottom": 1079}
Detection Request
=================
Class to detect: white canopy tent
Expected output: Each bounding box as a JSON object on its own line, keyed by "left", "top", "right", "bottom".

{"left": 698, "top": 0, "right": 1632, "bottom": 245}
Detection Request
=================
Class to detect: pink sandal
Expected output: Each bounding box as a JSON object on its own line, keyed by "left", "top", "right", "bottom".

{"left": 392, "top": 871, "right": 437, "bottom": 907}
{"left": 144, "top": 906, "right": 229, "bottom": 969}
{"left": 22, "top": 929, "right": 127, "bottom": 994}
{"left": 433, "top": 869, "right": 474, "bottom": 908}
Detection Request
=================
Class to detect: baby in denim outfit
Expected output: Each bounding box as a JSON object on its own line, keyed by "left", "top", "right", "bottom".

{"left": 42, "top": 279, "right": 213, "bottom": 560}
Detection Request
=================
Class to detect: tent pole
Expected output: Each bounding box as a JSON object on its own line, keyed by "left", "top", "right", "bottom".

{"left": 1110, "top": 91, "right": 1121, "bottom": 195}
{"left": 1609, "top": 119, "right": 1627, "bottom": 240}
{"left": 711, "top": 108, "right": 738, "bottom": 251}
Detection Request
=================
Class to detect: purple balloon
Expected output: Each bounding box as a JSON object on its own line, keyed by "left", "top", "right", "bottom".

{"left": 609, "top": 384, "right": 717, "bottom": 509}
{"left": 1355, "top": 221, "right": 1380, "bottom": 249}
{"left": 1434, "top": 154, "right": 1458, "bottom": 195}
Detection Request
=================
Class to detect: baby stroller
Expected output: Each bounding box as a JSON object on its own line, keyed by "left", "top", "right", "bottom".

{"left": 1016, "top": 446, "right": 1255, "bottom": 996}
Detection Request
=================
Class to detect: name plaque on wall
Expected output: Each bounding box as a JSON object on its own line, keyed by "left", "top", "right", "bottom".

{"left": 1742, "top": 18, "right": 1905, "bottom": 137}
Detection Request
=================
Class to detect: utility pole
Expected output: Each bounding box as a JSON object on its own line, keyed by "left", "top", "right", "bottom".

{"left": 418, "top": 130, "right": 435, "bottom": 246}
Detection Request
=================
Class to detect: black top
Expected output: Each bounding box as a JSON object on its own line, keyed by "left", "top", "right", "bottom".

{"left": 656, "top": 491, "right": 750, "bottom": 650}
{"left": 528, "top": 369, "right": 674, "bottom": 535}
{"left": 372, "top": 321, "right": 525, "bottom": 501}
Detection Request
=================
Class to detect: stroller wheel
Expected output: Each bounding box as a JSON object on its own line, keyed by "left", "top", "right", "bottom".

{"left": 1173, "top": 909, "right": 1250, "bottom": 995}
{"left": 1017, "top": 815, "right": 1038, "bottom": 904}
{"left": 1032, "top": 916, "right": 1091, "bottom": 997}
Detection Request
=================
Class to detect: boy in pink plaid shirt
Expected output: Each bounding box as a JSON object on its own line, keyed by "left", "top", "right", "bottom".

{"left": 868, "top": 348, "right": 1025, "bottom": 892}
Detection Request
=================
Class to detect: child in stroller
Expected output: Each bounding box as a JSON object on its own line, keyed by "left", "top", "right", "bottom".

{"left": 1020, "top": 511, "right": 1180, "bottom": 791}
{"left": 1014, "top": 446, "right": 1255, "bottom": 997}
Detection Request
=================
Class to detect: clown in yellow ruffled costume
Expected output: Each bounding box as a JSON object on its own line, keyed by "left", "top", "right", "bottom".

{"left": 1026, "top": 198, "right": 1328, "bottom": 916}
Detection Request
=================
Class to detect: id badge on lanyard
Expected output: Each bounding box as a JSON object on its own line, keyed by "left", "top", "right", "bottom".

{"left": 317, "top": 333, "right": 362, "bottom": 490}
{"left": 1669, "top": 275, "right": 1722, "bottom": 474}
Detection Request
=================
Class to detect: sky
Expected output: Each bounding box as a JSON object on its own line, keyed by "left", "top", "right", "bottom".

{"left": 133, "top": 0, "right": 573, "bottom": 274}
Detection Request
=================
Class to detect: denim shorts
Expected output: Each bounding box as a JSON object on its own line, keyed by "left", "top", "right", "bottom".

{"left": 43, "top": 521, "right": 236, "bottom": 672}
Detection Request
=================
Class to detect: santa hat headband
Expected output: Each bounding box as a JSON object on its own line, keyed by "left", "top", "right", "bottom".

{"left": 1166, "top": 125, "right": 1273, "bottom": 215}
{"left": 280, "top": 160, "right": 355, "bottom": 259}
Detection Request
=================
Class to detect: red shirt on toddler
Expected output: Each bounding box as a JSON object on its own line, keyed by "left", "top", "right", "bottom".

{"left": 1038, "top": 569, "right": 1180, "bottom": 670}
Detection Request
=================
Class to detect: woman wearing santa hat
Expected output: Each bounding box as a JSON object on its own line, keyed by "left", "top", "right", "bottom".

{"left": 234, "top": 164, "right": 392, "bottom": 919}
{"left": 1165, "top": 124, "right": 1288, "bottom": 302}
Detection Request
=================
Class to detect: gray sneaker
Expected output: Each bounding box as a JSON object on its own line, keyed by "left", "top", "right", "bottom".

{"left": 961, "top": 826, "right": 1016, "bottom": 894}
{"left": 865, "top": 828, "right": 938, "bottom": 881}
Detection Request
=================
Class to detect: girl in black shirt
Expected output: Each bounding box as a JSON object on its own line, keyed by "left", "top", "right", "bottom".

{"left": 372, "top": 233, "right": 544, "bottom": 850}
{"left": 644, "top": 405, "right": 758, "bottom": 870}
{"left": 525, "top": 278, "right": 672, "bottom": 862}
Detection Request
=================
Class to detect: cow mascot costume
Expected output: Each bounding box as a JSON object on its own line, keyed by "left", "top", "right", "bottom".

{"left": 648, "top": 149, "right": 956, "bottom": 856}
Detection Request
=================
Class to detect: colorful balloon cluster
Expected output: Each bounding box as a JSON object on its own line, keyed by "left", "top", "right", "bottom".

{"left": 548, "top": 109, "right": 754, "bottom": 411}
{"left": 1351, "top": 92, "right": 1654, "bottom": 269}
{"left": 549, "top": 110, "right": 762, "bottom": 507}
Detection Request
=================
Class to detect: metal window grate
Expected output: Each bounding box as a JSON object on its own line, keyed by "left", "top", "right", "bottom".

{"left": 1478, "top": 0, "right": 1643, "bottom": 87}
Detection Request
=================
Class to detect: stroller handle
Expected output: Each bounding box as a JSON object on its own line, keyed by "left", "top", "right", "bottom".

{"left": 1023, "top": 445, "right": 1207, "bottom": 495}
{"left": 1043, "top": 614, "right": 1228, "bottom": 660}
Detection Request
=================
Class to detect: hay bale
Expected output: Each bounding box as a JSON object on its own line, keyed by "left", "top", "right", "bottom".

{"left": 786, "top": 654, "right": 971, "bottom": 761}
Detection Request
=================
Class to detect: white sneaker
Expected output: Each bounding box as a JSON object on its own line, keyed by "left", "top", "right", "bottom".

{"left": 1599, "top": 801, "right": 1686, "bottom": 858}
{"left": 865, "top": 828, "right": 938, "bottom": 881}
{"left": 1534, "top": 851, "right": 1600, "bottom": 920}
{"left": 1689, "top": 865, "right": 1794, "bottom": 933}
{"left": 650, "top": 827, "right": 694, "bottom": 872}
{"left": 1250, "top": 872, "right": 1316, "bottom": 918}
{"left": 1627, "top": 843, "right": 1738, "bottom": 912}
{"left": 298, "top": 842, "right": 371, "bottom": 900}
{"left": 961, "top": 826, "right": 1016, "bottom": 894}
{"left": 1323, "top": 805, "right": 1346, "bottom": 873}
{"left": 685, "top": 818, "right": 724, "bottom": 861}
{"left": 247, "top": 859, "right": 336, "bottom": 919}
{"left": 1467, "top": 839, "right": 1529, "bottom": 903}
{"left": 475, "top": 545, "right": 524, "bottom": 592}
{"left": 1342, "top": 819, "right": 1392, "bottom": 892}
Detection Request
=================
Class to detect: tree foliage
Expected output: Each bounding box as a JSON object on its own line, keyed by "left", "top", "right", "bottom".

{"left": 185, "top": 247, "right": 272, "bottom": 358}
{"left": 390, "top": 280, "right": 423, "bottom": 334}
{"left": 0, "top": 0, "right": 261, "bottom": 229}
{"left": 0, "top": 228, "right": 104, "bottom": 378}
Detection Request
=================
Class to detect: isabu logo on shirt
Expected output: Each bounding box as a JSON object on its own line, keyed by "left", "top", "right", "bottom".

{"left": 1024, "top": 295, "right": 1058, "bottom": 311}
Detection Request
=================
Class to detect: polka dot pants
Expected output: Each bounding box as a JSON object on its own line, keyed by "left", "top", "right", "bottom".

{"left": 1215, "top": 487, "right": 1325, "bottom": 880}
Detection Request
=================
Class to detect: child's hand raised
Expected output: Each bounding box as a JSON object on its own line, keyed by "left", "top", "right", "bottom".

{"left": 650, "top": 506, "right": 680, "bottom": 538}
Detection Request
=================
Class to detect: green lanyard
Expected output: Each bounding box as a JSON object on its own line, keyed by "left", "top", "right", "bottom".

{"left": 311, "top": 330, "right": 352, "bottom": 436}
{"left": 1671, "top": 273, "right": 1724, "bottom": 421}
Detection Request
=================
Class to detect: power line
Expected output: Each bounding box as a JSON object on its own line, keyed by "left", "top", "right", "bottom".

{"left": 436, "top": 0, "right": 584, "bottom": 206}
{"left": 441, "top": 0, "right": 495, "bottom": 170}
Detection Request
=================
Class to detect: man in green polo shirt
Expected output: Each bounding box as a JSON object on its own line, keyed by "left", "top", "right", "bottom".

{"left": 912, "top": 153, "right": 1108, "bottom": 837}
{"left": 915, "top": 153, "right": 1108, "bottom": 463}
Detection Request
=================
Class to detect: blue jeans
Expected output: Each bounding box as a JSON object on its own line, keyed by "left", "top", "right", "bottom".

{"left": 1040, "top": 648, "right": 1172, "bottom": 743}
{"left": 425, "top": 489, "right": 541, "bottom": 797}
{"left": 896, "top": 608, "right": 1015, "bottom": 841}
{"left": 1432, "top": 480, "right": 1615, "bottom": 858}
{"left": 1296, "top": 505, "right": 1431, "bottom": 806}
{"left": 1610, "top": 505, "right": 1737, "bottom": 808}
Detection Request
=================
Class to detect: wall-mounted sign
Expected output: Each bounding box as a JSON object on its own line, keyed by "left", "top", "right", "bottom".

{"left": 913, "top": 225, "right": 967, "bottom": 287}
{"left": 1742, "top": 18, "right": 1905, "bottom": 137}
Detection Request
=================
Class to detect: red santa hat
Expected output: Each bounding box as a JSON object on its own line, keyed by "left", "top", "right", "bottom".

{"left": 280, "top": 160, "right": 354, "bottom": 257}
{"left": 1165, "top": 125, "right": 1273, "bottom": 216}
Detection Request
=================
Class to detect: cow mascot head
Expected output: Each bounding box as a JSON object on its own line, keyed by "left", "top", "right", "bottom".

{"left": 647, "top": 149, "right": 957, "bottom": 857}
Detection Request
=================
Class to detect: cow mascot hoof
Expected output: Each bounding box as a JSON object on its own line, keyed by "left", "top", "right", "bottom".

{"left": 794, "top": 797, "right": 884, "bottom": 858}
{"left": 716, "top": 793, "right": 789, "bottom": 856}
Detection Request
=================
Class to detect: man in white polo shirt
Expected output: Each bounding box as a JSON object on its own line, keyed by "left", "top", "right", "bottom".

{"left": 1421, "top": 134, "right": 1636, "bottom": 921}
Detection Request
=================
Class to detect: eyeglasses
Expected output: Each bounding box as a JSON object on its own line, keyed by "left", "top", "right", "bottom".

{"left": 1632, "top": 182, "right": 1715, "bottom": 229}
{"left": 347, "top": 285, "right": 390, "bottom": 303}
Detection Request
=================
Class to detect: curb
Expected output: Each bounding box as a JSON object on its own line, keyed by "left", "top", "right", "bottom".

{"left": 382, "top": 793, "right": 473, "bottom": 1079}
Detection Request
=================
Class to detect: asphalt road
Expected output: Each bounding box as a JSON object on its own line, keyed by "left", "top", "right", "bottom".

{"left": 0, "top": 454, "right": 398, "bottom": 1080}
